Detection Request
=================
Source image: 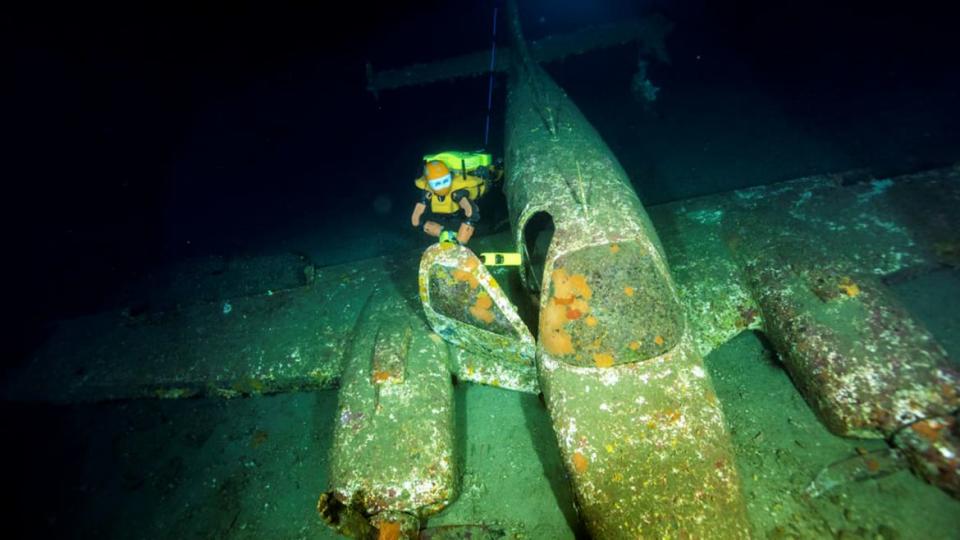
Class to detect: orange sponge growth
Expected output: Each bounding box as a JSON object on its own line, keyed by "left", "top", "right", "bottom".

{"left": 911, "top": 419, "right": 945, "bottom": 443}
{"left": 453, "top": 268, "right": 479, "bottom": 289}
{"left": 377, "top": 521, "right": 401, "bottom": 540}
{"left": 542, "top": 314, "right": 574, "bottom": 355}
{"left": 469, "top": 292, "right": 495, "bottom": 324}
{"left": 572, "top": 451, "right": 589, "bottom": 473}
{"left": 553, "top": 268, "right": 592, "bottom": 300}
{"left": 593, "top": 352, "right": 615, "bottom": 368}
{"left": 541, "top": 268, "right": 592, "bottom": 356}
{"left": 838, "top": 276, "right": 860, "bottom": 297}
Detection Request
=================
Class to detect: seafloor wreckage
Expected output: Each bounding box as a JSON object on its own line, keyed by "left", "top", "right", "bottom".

{"left": 5, "top": 1, "right": 958, "bottom": 538}
{"left": 348, "top": 1, "right": 958, "bottom": 536}
{"left": 328, "top": 2, "right": 750, "bottom": 537}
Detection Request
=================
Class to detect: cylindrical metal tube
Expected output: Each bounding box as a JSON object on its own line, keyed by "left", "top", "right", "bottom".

{"left": 742, "top": 257, "right": 959, "bottom": 439}
{"left": 319, "top": 295, "right": 457, "bottom": 537}
{"left": 502, "top": 16, "right": 750, "bottom": 534}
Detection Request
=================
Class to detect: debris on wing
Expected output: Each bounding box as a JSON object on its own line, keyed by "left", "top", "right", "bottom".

{"left": 805, "top": 448, "right": 907, "bottom": 498}
{"left": 893, "top": 413, "right": 960, "bottom": 498}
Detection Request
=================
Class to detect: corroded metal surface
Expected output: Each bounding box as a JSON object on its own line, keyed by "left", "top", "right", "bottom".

{"left": 4, "top": 259, "right": 395, "bottom": 402}
{"left": 740, "top": 258, "right": 958, "bottom": 438}
{"left": 893, "top": 413, "right": 960, "bottom": 498}
{"left": 540, "top": 243, "right": 684, "bottom": 367}
{"left": 538, "top": 336, "right": 750, "bottom": 538}
{"left": 710, "top": 166, "right": 960, "bottom": 496}
{"left": 647, "top": 202, "right": 762, "bottom": 357}
{"left": 534, "top": 239, "right": 750, "bottom": 537}
{"left": 500, "top": 1, "right": 750, "bottom": 535}
{"left": 419, "top": 243, "right": 538, "bottom": 393}
{"left": 13, "top": 167, "right": 958, "bottom": 417}
{"left": 321, "top": 293, "right": 456, "bottom": 536}
{"left": 650, "top": 166, "right": 960, "bottom": 357}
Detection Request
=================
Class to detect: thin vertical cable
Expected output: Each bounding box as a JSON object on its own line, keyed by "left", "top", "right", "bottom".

{"left": 483, "top": 6, "right": 499, "bottom": 148}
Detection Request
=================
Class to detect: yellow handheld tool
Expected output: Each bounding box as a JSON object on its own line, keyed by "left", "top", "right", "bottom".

{"left": 438, "top": 230, "right": 460, "bottom": 248}
{"left": 479, "top": 252, "right": 521, "bottom": 266}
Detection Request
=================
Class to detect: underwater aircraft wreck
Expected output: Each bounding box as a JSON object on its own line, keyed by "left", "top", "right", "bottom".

{"left": 6, "top": 0, "right": 958, "bottom": 538}
{"left": 327, "top": 2, "right": 751, "bottom": 537}
{"left": 324, "top": 2, "right": 958, "bottom": 537}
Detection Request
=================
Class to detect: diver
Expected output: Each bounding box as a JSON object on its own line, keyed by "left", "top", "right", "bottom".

{"left": 410, "top": 151, "right": 502, "bottom": 246}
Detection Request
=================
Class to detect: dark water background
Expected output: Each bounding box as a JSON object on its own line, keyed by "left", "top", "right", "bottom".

{"left": 9, "top": 0, "right": 960, "bottom": 361}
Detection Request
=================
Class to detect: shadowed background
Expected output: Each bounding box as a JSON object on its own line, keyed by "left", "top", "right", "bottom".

{"left": 7, "top": 0, "right": 959, "bottom": 366}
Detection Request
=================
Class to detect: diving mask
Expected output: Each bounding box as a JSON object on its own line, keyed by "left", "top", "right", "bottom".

{"left": 428, "top": 173, "right": 452, "bottom": 192}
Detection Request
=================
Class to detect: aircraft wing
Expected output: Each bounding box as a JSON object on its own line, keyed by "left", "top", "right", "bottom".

{"left": 5, "top": 165, "right": 957, "bottom": 403}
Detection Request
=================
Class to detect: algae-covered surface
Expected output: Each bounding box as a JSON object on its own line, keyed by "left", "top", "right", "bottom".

{"left": 3, "top": 385, "right": 582, "bottom": 539}
{"left": 8, "top": 321, "right": 958, "bottom": 539}
{"left": 6, "top": 169, "right": 960, "bottom": 538}
{"left": 6, "top": 269, "right": 958, "bottom": 538}
{"left": 706, "top": 331, "right": 959, "bottom": 539}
